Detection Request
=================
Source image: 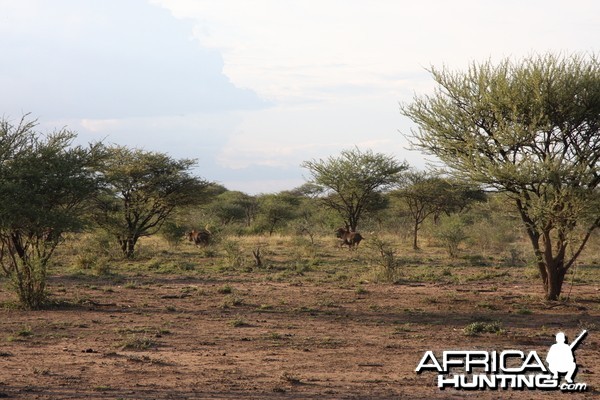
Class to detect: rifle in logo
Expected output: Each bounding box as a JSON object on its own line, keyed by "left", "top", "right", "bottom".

{"left": 570, "top": 330, "right": 587, "bottom": 350}
{"left": 546, "top": 330, "right": 587, "bottom": 384}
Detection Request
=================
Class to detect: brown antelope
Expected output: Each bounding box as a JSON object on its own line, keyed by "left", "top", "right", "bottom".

{"left": 335, "top": 226, "right": 363, "bottom": 249}
{"left": 186, "top": 228, "right": 211, "bottom": 246}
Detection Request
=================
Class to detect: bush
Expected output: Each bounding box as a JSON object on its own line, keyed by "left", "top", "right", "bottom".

{"left": 0, "top": 116, "right": 105, "bottom": 309}
{"left": 368, "top": 236, "right": 402, "bottom": 282}
{"left": 7, "top": 258, "right": 48, "bottom": 310}
{"left": 433, "top": 215, "right": 468, "bottom": 257}
{"left": 222, "top": 240, "right": 245, "bottom": 269}
{"left": 463, "top": 321, "right": 504, "bottom": 336}
{"left": 160, "top": 221, "right": 188, "bottom": 247}
{"left": 72, "top": 231, "right": 119, "bottom": 275}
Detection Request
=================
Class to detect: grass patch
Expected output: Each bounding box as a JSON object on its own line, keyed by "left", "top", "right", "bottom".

{"left": 7, "top": 326, "right": 33, "bottom": 342}
{"left": 221, "top": 294, "right": 244, "bottom": 308}
{"left": 116, "top": 326, "right": 171, "bottom": 337}
{"left": 217, "top": 284, "right": 233, "bottom": 294}
{"left": 230, "top": 316, "right": 250, "bottom": 327}
{"left": 515, "top": 307, "right": 533, "bottom": 315}
{"left": 119, "top": 335, "right": 158, "bottom": 350}
{"left": 463, "top": 321, "right": 505, "bottom": 336}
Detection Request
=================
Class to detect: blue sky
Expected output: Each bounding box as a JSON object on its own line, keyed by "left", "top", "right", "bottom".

{"left": 1, "top": 0, "right": 599, "bottom": 193}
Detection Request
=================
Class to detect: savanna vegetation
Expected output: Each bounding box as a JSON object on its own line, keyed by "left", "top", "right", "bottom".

{"left": 0, "top": 52, "right": 599, "bottom": 398}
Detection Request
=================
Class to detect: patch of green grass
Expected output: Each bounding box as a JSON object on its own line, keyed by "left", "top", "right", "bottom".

{"left": 217, "top": 284, "right": 233, "bottom": 294}
{"left": 119, "top": 335, "right": 157, "bottom": 350}
{"left": 463, "top": 321, "right": 505, "bottom": 336}
{"left": 7, "top": 326, "right": 33, "bottom": 342}
{"left": 124, "top": 280, "right": 141, "bottom": 289}
{"left": 221, "top": 294, "right": 244, "bottom": 308}
{"left": 16, "top": 326, "right": 33, "bottom": 337}
{"left": 116, "top": 326, "right": 171, "bottom": 337}
{"left": 230, "top": 316, "right": 249, "bottom": 327}
{"left": 515, "top": 307, "right": 533, "bottom": 315}
{"left": 476, "top": 302, "right": 499, "bottom": 310}
{"left": 355, "top": 286, "right": 368, "bottom": 295}
{"left": 267, "top": 332, "right": 288, "bottom": 341}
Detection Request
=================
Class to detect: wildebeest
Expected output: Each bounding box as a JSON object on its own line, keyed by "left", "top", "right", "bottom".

{"left": 186, "top": 229, "right": 211, "bottom": 246}
{"left": 335, "top": 226, "right": 363, "bottom": 249}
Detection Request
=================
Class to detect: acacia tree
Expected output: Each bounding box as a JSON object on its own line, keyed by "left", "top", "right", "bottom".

{"left": 302, "top": 148, "right": 408, "bottom": 231}
{"left": 0, "top": 116, "right": 104, "bottom": 309}
{"left": 402, "top": 53, "right": 600, "bottom": 300}
{"left": 255, "top": 192, "right": 299, "bottom": 236}
{"left": 394, "top": 172, "right": 442, "bottom": 250}
{"left": 395, "top": 172, "right": 484, "bottom": 250}
{"left": 207, "top": 190, "right": 258, "bottom": 227}
{"left": 96, "top": 147, "right": 209, "bottom": 258}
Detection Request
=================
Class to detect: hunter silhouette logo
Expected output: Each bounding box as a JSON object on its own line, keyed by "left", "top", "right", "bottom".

{"left": 415, "top": 330, "right": 588, "bottom": 392}
{"left": 546, "top": 330, "right": 587, "bottom": 384}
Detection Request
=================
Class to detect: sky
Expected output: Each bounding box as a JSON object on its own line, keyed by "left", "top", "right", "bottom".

{"left": 1, "top": 0, "right": 598, "bottom": 194}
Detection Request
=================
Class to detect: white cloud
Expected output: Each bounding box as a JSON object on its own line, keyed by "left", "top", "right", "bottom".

{"left": 151, "top": 0, "right": 600, "bottom": 189}
{"left": 3, "top": 0, "right": 599, "bottom": 193}
{"left": 153, "top": 0, "right": 600, "bottom": 103}
{"left": 0, "top": 0, "right": 266, "bottom": 119}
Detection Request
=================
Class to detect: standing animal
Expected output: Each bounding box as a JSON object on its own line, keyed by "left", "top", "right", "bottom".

{"left": 335, "top": 227, "right": 363, "bottom": 249}
{"left": 186, "top": 229, "right": 211, "bottom": 246}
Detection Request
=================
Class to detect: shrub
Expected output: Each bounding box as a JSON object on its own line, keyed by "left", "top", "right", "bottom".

{"left": 433, "top": 215, "right": 468, "bottom": 257}
{"left": 160, "top": 221, "right": 188, "bottom": 247}
{"left": 368, "top": 236, "right": 402, "bottom": 282}
{"left": 463, "top": 321, "right": 504, "bottom": 336}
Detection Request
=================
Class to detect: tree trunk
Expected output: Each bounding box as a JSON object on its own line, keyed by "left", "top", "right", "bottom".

{"left": 268, "top": 221, "right": 276, "bottom": 236}
{"left": 516, "top": 201, "right": 568, "bottom": 301}
{"left": 119, "top": 236, "right": 137, "bottom": 258}
{"left": 544, "top": 260, "right": 567, "bottom": 301}
{"left": 348, "top": 211, "right": 360, "bottom": 232}
{"left": 413, "top": 219, "right": 419, "bottom": 250}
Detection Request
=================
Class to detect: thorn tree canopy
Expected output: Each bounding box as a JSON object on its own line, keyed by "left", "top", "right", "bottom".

{"left": 95, "top": 146, "right": 210, "bottom": 258}
{"left": 301, "top": 147, "right": 408, "bottom": 231}
{"left": 0, "top": 115, "right": 105, "bottom": 309}
{"left": 394, "top": 171, "right": 484, "bottom": 250}
{"left": 401, "top": 53, "right": 600, "bottom": 300}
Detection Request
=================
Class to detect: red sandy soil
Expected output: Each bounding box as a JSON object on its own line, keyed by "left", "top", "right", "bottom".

{"left": 0, "top": 273, "right": 598, "bottom": 399}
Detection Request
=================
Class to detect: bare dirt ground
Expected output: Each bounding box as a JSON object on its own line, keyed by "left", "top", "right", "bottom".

{"left": 0, "top": 239, "right": 599, "bottom": 399}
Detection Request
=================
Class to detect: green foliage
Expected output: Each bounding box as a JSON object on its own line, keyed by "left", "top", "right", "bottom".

{"left": 160, "top": 220, "right": 188, "bottom": 247}
{"left": 403, "top": 52, "right": 600, "bottom": 300}
{"left": 254, "top": 192, "right": 300, "bottom": 236}
{"left": 463, "top": 321, "right": 504, "bottom": 336}
{"left": 94, "top": 146, "right": 210, "bottom": 258}
{"left": 302, "top": 147, "right": 408, "bottom": 230}
{"left": 0, "top": 115, "right": 105, "bottom": 309}
{"left": 465, "top": 194, "right": 526, "bottom": 263}
{"left": 72, "top": 230, "right": 122, "bottom": 276}
{"left": 433, "top": 215, "right": 468, "bottom": 258}
{"left": 119, "top": 335, "right": 157, "bottom": 350}
{"left": 221, "top": 240, "right": 245, "bottom": 269}
{"left": 367, "top": 236, "right": 402, "bottom": 282}
{"left": 205, "top": 190, "right": 257, "bottom": 226}
{"left": 217, "top": 284, "right": 233, "bottom": 294}
{"left": 394, "top": 171, "right": 483, "bottom": 249}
